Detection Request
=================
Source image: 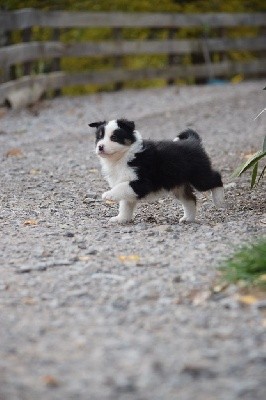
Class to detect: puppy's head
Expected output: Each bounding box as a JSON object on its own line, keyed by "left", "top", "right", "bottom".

{"left": 89, "top": 119, "right": 137, "bottom": 159}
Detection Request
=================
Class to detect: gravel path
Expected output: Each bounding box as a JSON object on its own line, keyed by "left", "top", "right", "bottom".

{"left": 0, "top": 81, "right": 265, "bottom": 400}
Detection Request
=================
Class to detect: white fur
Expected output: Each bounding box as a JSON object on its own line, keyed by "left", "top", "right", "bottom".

{"left": 97, "top": 126, "right": 142, "bottom": 222}
{"left": 211, "top": 187, "right": 225, "bottom": 208}
{"left": 109, "top": 200, "right": 136, "bottom": 223}
{"left": 172, "top": 186, "right": 196, "bottom": 223}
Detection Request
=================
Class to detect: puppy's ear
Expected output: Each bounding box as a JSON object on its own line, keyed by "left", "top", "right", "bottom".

{"left": 88, "top": 121, "right": 106, "bottom": 128}
{"left": 117, "top": 119, "right": 135, "bottom": 132}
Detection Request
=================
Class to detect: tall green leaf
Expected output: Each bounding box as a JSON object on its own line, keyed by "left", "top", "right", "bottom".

{"left": 232, "top": 150, "right": 266, "bottom": 178}
{"left": 263, "top": 135, "right": 266, "bottom": 152}
{"left": 257, "top": 165, "right": 266, "bottom": 185}
{"left": 251, "top": 162, "right": 258, "bottom": 188}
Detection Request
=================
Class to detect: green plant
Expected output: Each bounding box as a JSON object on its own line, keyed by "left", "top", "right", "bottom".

{"left": 233, "top": 135, "right": 266, "bottom": 188}
{"left": 220, "top": 239, "right": 266, "bottom": 288}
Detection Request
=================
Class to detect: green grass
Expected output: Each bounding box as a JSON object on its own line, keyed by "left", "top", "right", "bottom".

{"left": 220, "top": 238, "right": 266, "bottom": 288}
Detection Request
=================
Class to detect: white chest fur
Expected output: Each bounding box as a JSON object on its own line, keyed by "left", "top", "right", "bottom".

{"left": 100, "top": 157, "right": 137, "bottom": 188}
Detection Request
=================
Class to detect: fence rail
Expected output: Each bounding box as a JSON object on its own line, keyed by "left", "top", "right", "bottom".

{"left": 1, "top": 9, "right": 266, "bottom": 29}
{"left": 0, "top": 9, "right": 266, "bottom": 106}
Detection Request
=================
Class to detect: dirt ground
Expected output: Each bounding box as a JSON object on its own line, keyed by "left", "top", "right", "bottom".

{"left": 0, "top": 81, "right": 265, "bottom": 400}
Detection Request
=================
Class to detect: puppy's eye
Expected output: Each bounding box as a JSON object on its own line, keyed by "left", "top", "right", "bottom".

{"left": 111, "top": 133, "right": 117, "bottom": 141}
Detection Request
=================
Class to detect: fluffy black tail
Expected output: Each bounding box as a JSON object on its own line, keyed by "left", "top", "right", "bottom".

{"left": 174, "top": 129, "right": 201, "bottom": 142}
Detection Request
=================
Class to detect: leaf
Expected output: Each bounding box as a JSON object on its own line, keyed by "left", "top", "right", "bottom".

{"left": 254, "top": 108, "right": 266, "bottom": 120}
{"left": 237, "top": 295, "right": 258, "bottom": 305}
{"left": 191, "top": 290, "right": 211, "bottom": 305}
{"left": 105, "top": 200, "right": 116, "bottom": 205}
{"left": 78, "top": 255, "right": 91, "bottom": 261}
{"left": 23, "top": 297, "right": 36, "bottom": 305}
{"left": 263, "top": 135, "right": 266, "bottom": 152}
{"left": 251, "top": 162, "right": 258, "bottom": 188}
{"left": 232, "top": 150, "right": 266, "bottom": 178}
{"left": 29, "top": 169, "right": 40, "bottom": 175}
{"left": 256, "top": 165, "right": 266, "bottom": 186}
{"left": 118, "top": 254, "right": 140, "bottom": 263}
{"left": 24, "top": 219, "right": 38, "bottom": 226}
{"left": 42, "top": 375, "right": 59, "bottom": 387}
{"left": 231, "top": 74, "right": 243, "bottom": 84}
{"left": 5, "top": 148, "right": 23, "bottom": 157}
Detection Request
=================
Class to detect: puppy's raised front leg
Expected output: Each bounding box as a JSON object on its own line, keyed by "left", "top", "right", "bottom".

{"left": 110, "top": 200, "right": 137, "bottom": 223}
{"left": 102, "top": 182, "right": 137, "bottom": 202}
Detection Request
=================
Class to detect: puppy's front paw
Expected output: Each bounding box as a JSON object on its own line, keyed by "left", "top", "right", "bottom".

{"left": 109, "top": 215, "right": 132, "bottom": 224}
{"left": 102, "top": 190, "right": 117, "bottom": 202}
{"left": 179, "top": 216, "right": 195, "bottom": 223}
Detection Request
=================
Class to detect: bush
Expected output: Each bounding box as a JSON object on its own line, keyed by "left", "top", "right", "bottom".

{"left": 220, "top": 239, "right": 266, "bottom": 288}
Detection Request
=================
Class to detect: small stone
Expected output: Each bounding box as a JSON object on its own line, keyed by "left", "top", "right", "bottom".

{"left": 78, "top": 242, "right": 87, "bottom": 250}
{"left": 65, "top": 232, "right": 75, "bottom": 237}
{"left": 88, "top": 248, "right": 98, "bottom": 255}
{"left": 172, "top": 275, "right": 181, "bottom": 283}
{"left": 181, "top": 363, "right": 217, "bottom": 379}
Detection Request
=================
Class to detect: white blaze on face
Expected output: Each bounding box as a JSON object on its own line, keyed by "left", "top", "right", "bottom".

{"left": 96, "top": 120, "right": 126, "bottom": 158}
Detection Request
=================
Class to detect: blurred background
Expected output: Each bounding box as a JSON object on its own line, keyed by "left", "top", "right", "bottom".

{"left": 1, "top": 0, "right": 266, "bottom": 99}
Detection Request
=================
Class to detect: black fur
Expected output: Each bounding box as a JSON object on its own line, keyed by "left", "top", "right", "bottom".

{"left": 111, "top": 129, "right": 136, "bottom": 146}
{"left": 177, "top": 128, "right": 201, "bottom": 142}
{"left": 128, "top": 135, "right": 223, "bottom": 199}
{"left": 89, "top": 121, "right": 106, "bottom": 128}
{"left": 89, "top": 122, "right": 106, "bottom": 144}
{"left": 117, "top": 119, "right": 135, "bottom": 132}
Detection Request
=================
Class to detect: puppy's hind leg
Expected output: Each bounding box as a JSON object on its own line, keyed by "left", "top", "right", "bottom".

{"left": 211, "top": 186, "right": 225, "bottom": 208}
{"left": 110, "top": 200, "right": 136, "bottom": 223}
{"left": 190, "top": 170, "right": 225, "bottom": 209}
{"left": 173, "top": 184, "right": 197, "bottom": 223}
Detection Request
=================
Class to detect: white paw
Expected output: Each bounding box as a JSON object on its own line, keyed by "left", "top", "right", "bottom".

{"left": 109, "top": 215, "right": 132, "bottom": 224}
{"left": 102, "top": 190, "right": 117, "bottom": 202}
{"left": 179, "top": 216, "right": 195, "bottom": 223}
{"left": 212, "top": 187, "right": 225, "bottom": 209}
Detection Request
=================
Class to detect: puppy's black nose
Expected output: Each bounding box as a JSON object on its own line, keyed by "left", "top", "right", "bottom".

{"left": 98, "top": 144, "right": 104, "bottom": 152}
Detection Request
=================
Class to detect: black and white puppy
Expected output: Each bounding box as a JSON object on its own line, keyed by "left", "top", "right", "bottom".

{"left": 89, "top": 119, "right": 224, "bottom": 223}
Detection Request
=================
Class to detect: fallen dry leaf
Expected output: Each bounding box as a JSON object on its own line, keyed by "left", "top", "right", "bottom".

{"left": 237, "top": 294, "right": 258, "bottom": 306}
{"left": 118, "top": 254, "right": 140, "bottom": 263}
{"left": 6, "top": 148, "right": 23, "bottom": 157}
{"left": 212, "top": 282, "right": 229, "bottom": 293}
{"left": 29, "top": 169, "right": 40, "bottom": 175}
{"left": 24, "top": 219, "right": 38, "bottom": 226}
{"left": 105, "top": 200, "right": 116, "bottom": 205}
{"left": 192, "top": 290, "right": 211, "bottom": 306}
{"left": 42, "top": 375, "right": 60, "bottom": 387}
{"left": 78, "top": 255, "right": 91, "bottom": 262}
{"left": 23, "top": 297, "right": 36, "bottom": 305}
{"left": 89, "top": 168, "right": 99, "bottom": 174}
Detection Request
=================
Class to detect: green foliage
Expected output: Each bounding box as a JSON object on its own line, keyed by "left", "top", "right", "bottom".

{"left": 2, "top": 0, "right": 266, "bottom": 94}
{"left": 3, "top": 0, "right": 266, "bottom": 12}
{"left": 233, "top": 135, "right": 266, "bottom": 188}
{"left": 220, "top": 239, "right": 266, "bottom": 288}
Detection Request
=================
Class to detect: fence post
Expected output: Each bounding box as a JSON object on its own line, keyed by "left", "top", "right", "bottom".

{"left": 113, "top": 27, "right": 123, "bottom": 90}
{"left": 0, "top": 27, "right": 9, "bottom": 83}
{"left": 6, "top": 31, "right": 16, "bottom": 80}
{"left": 22, "top": 27, "right": 32, "bottom": 76}
{"left": 52, "top": 28, "right": 61, "bottom": 97}
{"left": 167, "top": 28, "right": 177, "bottom": 85}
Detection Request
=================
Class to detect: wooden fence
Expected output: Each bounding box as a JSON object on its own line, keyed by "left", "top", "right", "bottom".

{"left": 0, "top": 9, "right": 266, "bottom": 106}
